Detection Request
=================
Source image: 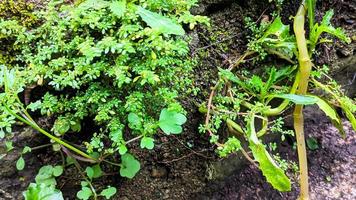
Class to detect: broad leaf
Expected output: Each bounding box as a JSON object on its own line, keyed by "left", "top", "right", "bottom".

{"left": 136, "top": 6, "right": 185, "bottom": 35}
{"left": 339, "top": 97, "right": 356, "bottom": 131}
{"left": 247, "top": 116, "right": 291, "bottom": 191}
{"left": 258, "top": 17, "right": 296, "bottom": 59}
{"left": 120, "top": 153, "right": 140, "bottom": 179}
{"left": 159, "top": 109, "right": 187, "bottom": 135}
{"left": 272, "top": 94, "right": 318, "bottom": 105}
{"left": 310, "top": 95, "right": 346, "bottom": 137}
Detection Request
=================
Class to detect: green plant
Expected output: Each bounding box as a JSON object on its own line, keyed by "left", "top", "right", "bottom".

{"left": 202, "top": 0, "right": 354, "bottom": 198}
{"left": 0, "top": 0, "right": 208, "bottom": 198}
{"left": 23, "top": 165, "right": 64, "bottom": 200}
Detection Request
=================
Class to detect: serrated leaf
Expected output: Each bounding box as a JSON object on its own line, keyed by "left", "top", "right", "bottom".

{"left": 310, "top": 10, "right": 351, "bottom": 47}
{"left": 159, "top": 109, "right": 187, "bottom": 135}
{"left": 247, "top": 116, "right": 291, "bottom": 191}
{"left": 258, "top": 17, "right": 296, "bottom": 59}
{"left": 272, "top": 94, "right": 318, "bottom": 105}
{"left": 140, "top": 137, "right": 154, "bottom": 149}
{"left": 100, "top": 186, "right": 117, "bottom": 199}
{"left": 218, "top": 68, "right": 240, "bottom": 83}
{"left": 120, "top": 153, "right": 140, "bottom": 179}
{"left": 16, "top": 156, "right": 25, "bottom": 171}
{"left": 136, "top": 6, "right": 185, "bottom": 35}
{"left": 27, "top": 100, "right": 42, "bottom": 112}
{"left": 110, "top": 0, "right": 126, "bottom": 18}
{"left": 263, "top": 17, "right": 290, "bottom": 38}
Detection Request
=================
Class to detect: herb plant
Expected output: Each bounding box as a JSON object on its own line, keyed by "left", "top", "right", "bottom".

{"left": 202, "top": 0, "right": 355, "bottom": 198}
{"left": 0, "top": 0, "right": 208, "bottom": 198}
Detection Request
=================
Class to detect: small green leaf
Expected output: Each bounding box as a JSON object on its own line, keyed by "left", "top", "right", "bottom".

{"left": 120, "top": 153, "right": 140, "bottom": 179}
{"left": 5, "top": 141, "right": 14, "bottom": 152}
{"left": 53, "top": 118, "right": 70, "bottom": 136}
{"left": 159, "top": 109, "right": 187, "bottom": 135}
{"left": 136, "top": 6, "right": 185, "bottom": 35}
{"left": 52, "top": 166, "right": 63, "bottom": 177}
{"left": 0, "top": 130, "right": 4, "bottom": 139}
{"left": 27, "top": 100, "right": 42, "bottom": 112}
{"left": 22, "top": 146, "right": 32, "bottom": 154}
{"left": 85, "top": 167, "right": 94, "bottom": 179}
{"left": 100, "top": 186, "right": 117, "bottom": 199}
{"left": 16, "top": 156, "right": 25, "bottom": 171}
{"left": 81, "top": 181, "right": 89, "bottom": 187}
{"left": 218, "top": 68, "right": 240, "bottom": 83}
{"left": 77, "top": 187, "right": 93, "bottom": 200}
{"left": 109, "top": 0, "right": 126, "bottom": 18}
{"left": 140, "top": 137, "right": 155, "bottom": 149}
{"left": 91, "top": 164, "right": 102, "bottom": 178}
{"left": 35, "top": 165, "right": 57, "bottom": 187}
{"left": 128, "top": 113, "right": 141, "bottom": 129}
{"left": 118, "top": 144, "right": 128, "bottom": 155}
{"left": 306, "top": 137, "right": 319, "bottom": 150}
{"left": 272, "top": 94, "right": 318, "bottom": 105}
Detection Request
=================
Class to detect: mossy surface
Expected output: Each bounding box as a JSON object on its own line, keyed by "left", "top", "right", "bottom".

{"left": 0, "top": 0, "right": 38, "bottom": 27}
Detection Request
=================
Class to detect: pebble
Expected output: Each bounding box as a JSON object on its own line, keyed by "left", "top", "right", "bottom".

{"left": 151, "top": 166, "right": 168, "bottom": 178}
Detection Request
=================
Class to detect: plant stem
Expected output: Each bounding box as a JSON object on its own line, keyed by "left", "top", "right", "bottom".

{"left": 4, "top": 104, "right": 97, "bottom": 162}
{"left": 293, "top": 1, "right": 312, "bottom": 199}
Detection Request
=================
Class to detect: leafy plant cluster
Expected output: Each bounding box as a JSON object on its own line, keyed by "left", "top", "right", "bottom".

{"left": 0, "top": 0, "right": 38, "bottom": 26}
{"left": 202, "top": 0, "right": 355, "bottom": 195}
{"left": 0, "top": 0, "right": 208, "bottom": 199}
{"left": 0, "top": 0, "right": 39, "bottom": 65}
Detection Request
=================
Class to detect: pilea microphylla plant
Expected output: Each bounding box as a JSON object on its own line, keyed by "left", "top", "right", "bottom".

{"left": 0, "top": 0, "right": 208, "bottom": 199}
{"left": 201, "top": 0, "right": 355, "bottom": 199}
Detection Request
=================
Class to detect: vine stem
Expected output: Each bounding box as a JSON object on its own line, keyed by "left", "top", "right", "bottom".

{"left": 293, "top": 1, "right": 312, "bottom": 199}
